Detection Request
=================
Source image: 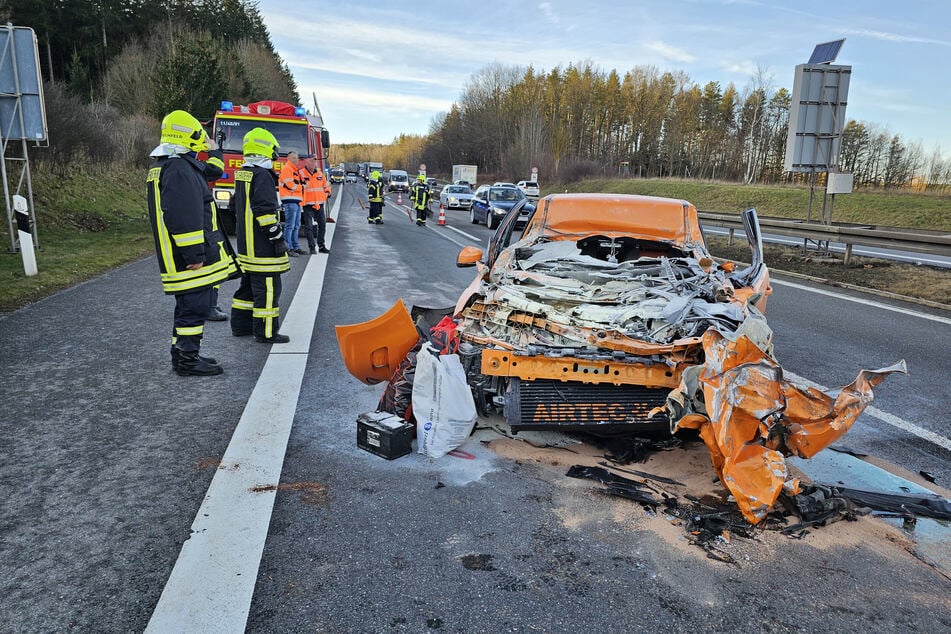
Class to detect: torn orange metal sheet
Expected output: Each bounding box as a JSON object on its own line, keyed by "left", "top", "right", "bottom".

{"left": 664, "top": 310, "right": 907, "bottom": 524}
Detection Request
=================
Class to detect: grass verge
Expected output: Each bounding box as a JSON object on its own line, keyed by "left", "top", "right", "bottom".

{"left": 1, "top": 165, "right": 152, "bottom": 314}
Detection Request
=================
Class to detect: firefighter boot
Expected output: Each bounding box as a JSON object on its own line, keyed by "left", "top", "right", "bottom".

{"left": 170, "top": 346, "right": 218, "bottom": 371}
{"left": 175, "top": 350, "right": 224, "bottom": 376}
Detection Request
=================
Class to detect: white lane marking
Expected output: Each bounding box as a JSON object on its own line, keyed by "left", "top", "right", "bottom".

{"left": 442, "top": 223, "right": 482, "bottom": 244}
{"left": 785, "top": 370, "right": 951, "bottom": 453}
{"left": 771, "top": 278, "right": 951, "bottom": 326}
{"left": 147, "top": 184, "right": 342, "bottom": 631}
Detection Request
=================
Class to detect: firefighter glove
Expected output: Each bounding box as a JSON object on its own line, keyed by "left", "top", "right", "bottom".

{"left": 265, "top": 223, "right": 284, "bottom": 242}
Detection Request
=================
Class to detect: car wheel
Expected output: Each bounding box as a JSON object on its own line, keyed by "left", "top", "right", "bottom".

{"left": 470, "top": 208, "right": 478, "bottom": 224}
{"left": 486, "top": 212, "right": 496, "bottom": 230}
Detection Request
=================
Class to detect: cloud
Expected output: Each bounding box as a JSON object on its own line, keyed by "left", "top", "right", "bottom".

{"left": 844, "top": 28, "right": 951, "bottom": 47}
{"left": 306, "top": 85, "right": 452, "bottom": 115}
{"left": 722, "top": 60, "right": 759, "bottom": 76}
{"left": 643, "top": 41, "right": 696, "bottom": 63}
{"left": 539, "top": 2, "right": 559, "bottom": 24}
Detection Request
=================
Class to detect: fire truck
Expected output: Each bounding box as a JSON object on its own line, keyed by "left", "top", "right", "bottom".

{"left": 208, "top": 100, "right": 330, "bottom": 234}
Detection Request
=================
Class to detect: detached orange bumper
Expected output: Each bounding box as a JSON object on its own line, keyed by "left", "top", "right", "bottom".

{"left": 335, "top": 300, "right": 419, "bottom": 385}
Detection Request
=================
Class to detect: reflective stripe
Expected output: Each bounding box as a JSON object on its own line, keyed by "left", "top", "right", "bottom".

{"left": 235, "top": 256, "right": 290, "bottom": 274}
{"left": 176, "top": 325, "right": 204, "bottom": 337}
{"left": 206, "top": 156, "right": 224, "bottom": 170}
{"left": 235, "top": 170, "right": 252, "bottom": 182}
{"left": 232, "top": 299, "right": 254, "bottom": 311}
{"left": 264, "top": 277, "right": 276, "bottom": 338}
{"left": 257, "top": 214, "right": 277, "bottom": 226}
{"left": 172, "top": 230, "right": 204, "bottom": 247}
{"left": 149, "top": 168, "right": 177, "bottom": 277}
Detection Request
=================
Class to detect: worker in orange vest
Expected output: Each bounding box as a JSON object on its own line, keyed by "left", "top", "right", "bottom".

{"left": 300, "top": 155, "right": 330, "bottom": 254}
{"left": 278, "top": 151, "right": 305, "bottom": 255}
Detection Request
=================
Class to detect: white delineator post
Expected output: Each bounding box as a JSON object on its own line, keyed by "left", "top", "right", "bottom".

{"left": 13, "top": 195, "right": 37, "bottom": 276}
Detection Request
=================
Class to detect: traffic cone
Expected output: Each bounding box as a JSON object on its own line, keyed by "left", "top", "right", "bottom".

{"left": 437, "top": 203, "right": 446, "bottom": 226}
{"left": 397, "top": 192, "right": 402, "bottom": 205}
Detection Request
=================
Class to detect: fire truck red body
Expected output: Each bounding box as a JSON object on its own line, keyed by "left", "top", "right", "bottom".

{"left": 208, "top": 100, "right": 330, "bottom": 234}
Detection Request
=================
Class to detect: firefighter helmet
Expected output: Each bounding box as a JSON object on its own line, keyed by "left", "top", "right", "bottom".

{"left": 243, "top": 127, "right": 280, "bottom": 159}
{"left": 160, "top": 110, "right": 209, "bottom": 152}
{"left": 370, "top": 170, "right": 381, "bottom": 181}
{"left": 417, "top": 174, "right": 426, "bottom": 181}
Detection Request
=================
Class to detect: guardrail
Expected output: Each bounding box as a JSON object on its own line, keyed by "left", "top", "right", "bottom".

{"left": 698, "top": 212, "right": 951, "bottom": 265}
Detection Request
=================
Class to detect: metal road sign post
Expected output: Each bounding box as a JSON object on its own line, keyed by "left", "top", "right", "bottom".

{"left": 0, "top": 23, "right": 48, "bottom": 258}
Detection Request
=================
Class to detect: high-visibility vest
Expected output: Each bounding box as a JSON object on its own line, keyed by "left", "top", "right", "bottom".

{"left": 302, "top": 167, "right": 329, "bottom": 206}
{"left": 278, "top": 161, "right": 303, "bottom": 203}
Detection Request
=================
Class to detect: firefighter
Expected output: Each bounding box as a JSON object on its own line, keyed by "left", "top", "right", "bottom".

{"left": 410, "top": 173, "right": 431, "bottom": 226}
{"left": 300, "top": 155, "right": 330, "bottom": 253}
{"left": 367, "top": 170, "right": 384, "bottom": 224}
{"left": 230, "top": 127, "right": 292, "bottom": 344}
{"left": 278, "top": 151, "right": 305, "bottom": 255}
{"left": 147, "top": 110, "right": 237, "bottom": 376}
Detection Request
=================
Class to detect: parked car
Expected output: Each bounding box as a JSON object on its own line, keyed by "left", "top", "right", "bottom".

{"left": 454, "top": 180, "right": 471, "bottom": 188}
{"left": 516, "top": 180, "right": 540, "bottom": 199}
{"left": 345, "top": 173, "right": 358, "bottom": 183}
{"left": 439, "top": 184, "right": 475, "bottom": 210}
{"left": 469, "top": 185, "right": 531, "bottom": 229}
{"left": 426, "top": 177, "right": 439, "bottom": 192}
{"left": 492, "top": 182, "right": 517, "bottom": 189}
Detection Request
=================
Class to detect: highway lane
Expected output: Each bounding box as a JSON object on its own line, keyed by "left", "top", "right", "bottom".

{"left": 1, "top": 183, "right": 949, "bottom": 632}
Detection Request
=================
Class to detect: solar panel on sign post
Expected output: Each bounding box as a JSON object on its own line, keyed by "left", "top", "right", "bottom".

{"left": 808, "top": 39, "right": 845, "bottom": 64}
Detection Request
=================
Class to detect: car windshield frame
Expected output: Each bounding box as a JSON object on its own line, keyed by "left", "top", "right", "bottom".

{"left": 214, "top": 116, "right": 309, "bottom": 156}
{"left": 488, "top": 187, "right": 525, "bottom": 203}
{"left": 446, "top": 186, "right": 471, "bottom": 194}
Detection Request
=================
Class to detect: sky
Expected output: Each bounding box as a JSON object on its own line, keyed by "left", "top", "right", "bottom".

{"left": 257, "top": 0, "right": 951, "bottom": 155}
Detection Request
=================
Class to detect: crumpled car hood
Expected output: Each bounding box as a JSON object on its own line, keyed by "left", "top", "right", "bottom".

{"left": 458, "top": 239, "right": 747, "bottom": 352}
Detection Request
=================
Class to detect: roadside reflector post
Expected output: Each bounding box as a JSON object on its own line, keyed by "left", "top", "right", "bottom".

{"left": 14, "top": 195, "right": 37, "bottom": 277}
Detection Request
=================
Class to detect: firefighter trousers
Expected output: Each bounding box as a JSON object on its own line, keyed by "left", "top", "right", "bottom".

{"left": 231, "top": 273, "right": 283, "bottom": 339}
{"left": 171, "top": 286, "right": 213, "bottom": 353}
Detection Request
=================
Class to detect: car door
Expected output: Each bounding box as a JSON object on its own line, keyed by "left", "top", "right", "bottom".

{"left": 471, "top": 186, "right": 489, "bottom": 224}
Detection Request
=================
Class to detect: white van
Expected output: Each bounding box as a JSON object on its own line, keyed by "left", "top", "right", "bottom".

{"left": 388, "top": 169, "right": 410, "bottom": 193}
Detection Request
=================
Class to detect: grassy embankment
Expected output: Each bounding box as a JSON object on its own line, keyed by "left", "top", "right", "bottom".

{"left": 0, "top": 166, "right": 152, "bottom": 313}
{"left": 1, "top": 171, "right": 949, "bottom": 313}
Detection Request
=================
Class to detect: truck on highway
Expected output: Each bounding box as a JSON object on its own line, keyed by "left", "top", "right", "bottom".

{"left": 209, "top": 100, "right": 330, "bottom": 234}
{"left": 452, "top": 164, "right": 478, "bottom": 187}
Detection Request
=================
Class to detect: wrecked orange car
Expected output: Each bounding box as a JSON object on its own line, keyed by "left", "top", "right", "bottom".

{"left": 337, "top": 193, "right": 903, "bottom": 524}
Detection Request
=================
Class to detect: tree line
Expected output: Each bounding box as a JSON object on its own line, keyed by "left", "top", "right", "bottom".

{"left": 3, "top": 0, "right": 297, "bottom": 168}
{"left": 419, "top": 62, "right": 951, "bottom": 192}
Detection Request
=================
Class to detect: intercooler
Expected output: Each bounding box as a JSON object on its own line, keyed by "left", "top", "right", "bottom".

{"left": 504, "top": 377, "right": 671, "bottom": 434}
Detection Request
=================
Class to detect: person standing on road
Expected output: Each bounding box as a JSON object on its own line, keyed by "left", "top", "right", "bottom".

{"left": 410, "top": 173, "right": 431, "bottom": 226}
{"left": 146, "top": 110, "right": 237, "bottom": 376}
{"left": 300, "top": 155, "right": 330, "bottom": 254}
{"left": 278, "top": 151, "right": 305, "bottom": 255}
{"left": 367, "top": 170, "right": 384, "bottom": 224}
{"left": 230, "top": 127, "right": 292, "bottom": 344}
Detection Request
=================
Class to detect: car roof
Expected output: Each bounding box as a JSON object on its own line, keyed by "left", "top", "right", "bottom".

{"left": 522, "top": 194, "right": 703, "bottom": 245}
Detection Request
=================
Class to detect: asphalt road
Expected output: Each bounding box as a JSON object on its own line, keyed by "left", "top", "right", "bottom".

{"left": 1, "top": 184, "right": 949, "bottom": 632}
